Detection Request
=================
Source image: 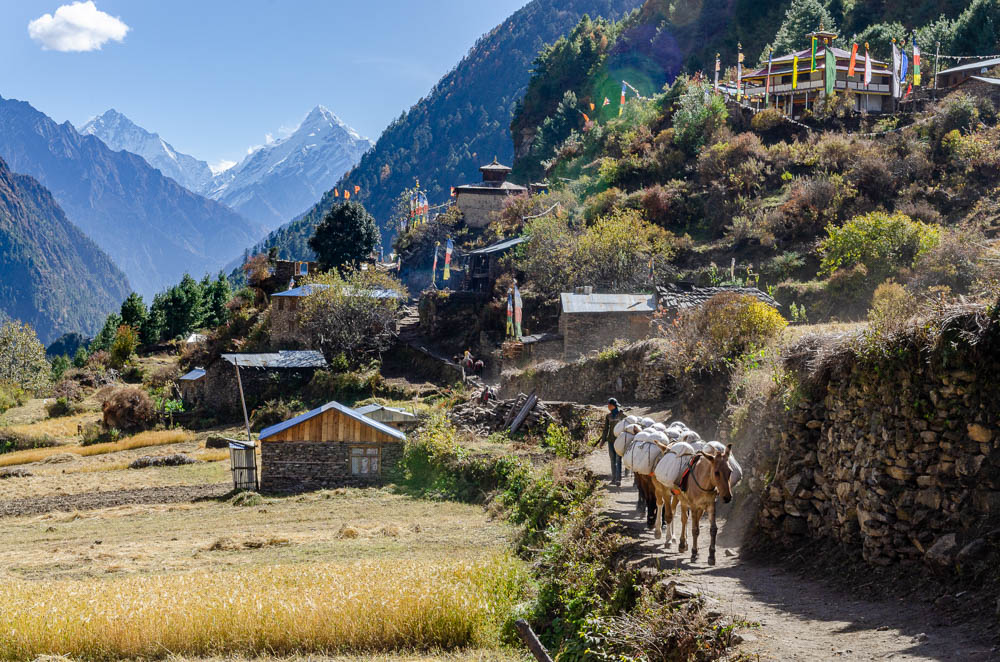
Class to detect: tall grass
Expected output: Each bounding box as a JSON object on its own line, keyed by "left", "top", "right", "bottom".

{"left": 6, "top": 412, "right": 97, "bottom": 439}
{"left": 0, "top": 430, "right": 193, "bottom": 468}
{"left": 0, "top": 556, "right": 526, "bottom": 660}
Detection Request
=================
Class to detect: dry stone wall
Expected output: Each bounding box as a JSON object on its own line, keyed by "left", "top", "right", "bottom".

{"left": 754, "top": 317, "right": 1000, "bottom": 571}
{"left": 261, "top": 441, "right": 403, "bottom": 493}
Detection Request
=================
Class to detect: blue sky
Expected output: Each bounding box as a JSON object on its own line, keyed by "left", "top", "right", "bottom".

{"left": 0, "top": 0, "right": 526, "bottom": 169}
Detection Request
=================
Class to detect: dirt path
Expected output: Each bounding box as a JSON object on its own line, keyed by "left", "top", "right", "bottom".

{"left": 586, "top": 449, "right": 997, "bottom": 661}
{"left": 0, "top": 483, "right": 230, "bottom": 518}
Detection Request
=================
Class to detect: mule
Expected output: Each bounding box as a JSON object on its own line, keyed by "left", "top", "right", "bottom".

{"left": 652, "top": 446, "right": 734, "bottom": 565}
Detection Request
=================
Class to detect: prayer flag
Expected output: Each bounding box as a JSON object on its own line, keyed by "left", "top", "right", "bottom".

{"left": 582, "top": 112, "right": 590, "bottom": 123}
{"left": 891, "top": 42, "right": 901, "bottom": 98}
{"left": 589, "top": 102, "right": 595, "bottom": 111}
{"left": 450, "top": 186, "right": 456, "bottom": 197}
{"left": 913, "top": 43, "right": 921, "bottom": 86}
{"left": 344, "top": 190, "right": 350, "bottom": 200}
{"left": 506, "top": 289, "right": 514, "bottom": 337}
{"left": 765, "top": 49, "right": 773, "bottom": 104}
{"left": 714, "top": 54, "right": 720, "bottom": 93}
{"left": 848, "top": 43, "right": 859, "bottom": 77}
{"left": 792, "top": 55, "right": 799, "bottom": 89}
{"left": 334, "top": 188, "right": 339, "bottom": 197}
{"left": 864, "top": 44, "right": 872, "bottom": 88}
{"left": 443, "top": 238, "right": 453, "bottom": 281}
{"left": 619, "top": 81, "right": 626, "bottom": 116}
{"left": 354, "top": 185, "right": 360, "bottom": 194}
{"left": 900, "top": 50, "right": 909, "bottom": 85}
{"left": 431, "top": 243, "right": 439, "bottom": 286}
{"left": 513, "top": 284, "right": 523, "bottom": 340}
{"left": 602, "top": 97, "right": 611, "bottom": 107}
{"left": 811, "top": 36, "right": 817, "bottom": 72}
{"left": 824, "top": 45, "right": 836, "bottom": 95}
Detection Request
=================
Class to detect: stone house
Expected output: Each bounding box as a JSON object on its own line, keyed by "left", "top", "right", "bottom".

{"left": 258, "top": 400, "right": 406, "bottom": 492}
{"left": 271, "top": 284, "right": 331, "bottom": 346}
{"left": 454, "top": 159, "right": 527, "bottom": 228}
{"left": 201, "top": 350, "right": 328, "bottom": 416}
{"left": 465, "top": 235, "right": 528, "bottom": 293}
{"left": 936, "top": 57, "right": 1000, "bottom": 89}
{"left": 177, "top": 367, "right": 206, "bottom": 406}
{"left": 559, "top": 290, "right": 657, "bottom": 361}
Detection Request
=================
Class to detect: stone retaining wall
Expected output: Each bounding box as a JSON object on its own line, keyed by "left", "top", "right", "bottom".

{"left": 261, "top": 441, "right": 404, "bottom": 493}
{"left": 754, "top": 317, "right": 1000, "bottom": 570}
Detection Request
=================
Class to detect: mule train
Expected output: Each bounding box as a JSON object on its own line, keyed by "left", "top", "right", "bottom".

{"left": 614, "top": 416, "right": 743, "bottom": 566}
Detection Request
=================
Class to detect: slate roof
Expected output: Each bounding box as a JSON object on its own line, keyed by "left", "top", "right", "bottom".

{"left": 454, "top": 181, "right": 528, "bottom": 193}
{"left": 480, "top": 158, "right": 512, "bottom": 172}
{"left": 221, "top": 350, "right": 328, "bottom": 370}
{"left": 179, "top": 368, "right": 206, "bottom": 381}
{"left": 656, "top": 283, "right": 780, "bottom": 310}
{"left": 258, "top": 400, "right": 406, "bottom": 442}
{"left": 272, "top": 283, "right": 403, "bottom": 299}
{"left": 969, "top": 76, "right": 1000, "bottom": 87}
{"left": 468, "top": 236, "right": 529, "bottom": 255}
{"left": 561, "top": 292, "right": 657, "bottom": 314}
{"left": 354, "top": 403, "right": 420, "bottom": 421}
{"left": 938, "top": 57, "right": 1000, "bottom": 77}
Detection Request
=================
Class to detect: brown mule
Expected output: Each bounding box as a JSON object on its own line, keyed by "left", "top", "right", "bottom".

{"left": 652, "top": 446, "right": 734, "bottom": 565}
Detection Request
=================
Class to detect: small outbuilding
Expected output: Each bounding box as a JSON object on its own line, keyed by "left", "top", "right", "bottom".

{"left": 258, "top": 400, "right": 406, "bottom": 492}
{"left": 936, "top": 57, "right": 1000, "bottom": 89}
{"left": 454, "top": 159, "right": 528, "bottom": 229}
{"left": 353, "top": 403, "right": 421, "bottom": 431}
{"left": 464, "top": 235, "right": 528, "bottom": 292}
{"left": 177, "top": 367, "right": 206, "bottom": 405}
{"left": 559, "top": 289, "right": 657, "bottom": 361}
{"left": 202, "top": 350, "right": 328, "bottom": 415}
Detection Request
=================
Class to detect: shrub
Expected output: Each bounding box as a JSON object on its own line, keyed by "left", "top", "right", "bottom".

{"left": 45, "top": 397, "right": 77, "bottom": 418}
{"left": 751, "top": 107, "right": 784, "bottom": 132}
{"left": 672, "top": 82, "right": 727, "bottom": 153}
{"left": 696, "top": 133, "right": 768, "bottom": 195}
{"left": 764, "top": 251, "right": 806, "bottom": 281}
{"left": 771, "top": 175, "right": 851, "bottom": 239}
{"left": 145, "top": 364, "right": 180, "bottom": 389}
{"left": 250, "top": 399, "right": 304, "bottom": 432}
{"left": 51, "top": 378, "right": 83, "bottom": 402}
{"left": 0, "top": 382, "right": 28, "bottom": 415}
{"left": 819, "top": 211, "right": 940, "bottom": 278}
{"left": 121, "top": 364, "right": 145, "bottom": 384}
{"left": 102, "top": 387, "right": 157, "bottom": 433}
{"left": 0, "top": 320, "right": 49, "bottom": 392}
{"left": 868, "top": 281, "right": 920, "bottom": 336}
{"left": 850, "top": 152, "right": 896, "bottom": 200}
{"left": 907, "top": 227, "right": 989, "bottom": 294}
{"left": 541, "top": 423, "right": 578, "bottom": 459}
{"left": 110, "top": 325, "right": 140, "bottom": 369}
{"left": 129, "top": 454, "right": 196, "bottom": 469}
{"left": 87, "top": 350, "right": 110, "bottom": 370}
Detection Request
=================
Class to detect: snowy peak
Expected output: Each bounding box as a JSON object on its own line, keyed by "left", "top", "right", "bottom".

{"left": 79, "top": 110, "right": 214, "bottom": 192}
{"left": 206, "top": 106, "right": 373, "bottom": 230}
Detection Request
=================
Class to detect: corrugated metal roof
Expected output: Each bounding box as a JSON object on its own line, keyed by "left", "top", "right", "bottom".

{"left": 521, "top": 332, "right": 562, "bottom": 344}
{"left": 656, "top": 283, "right": 780, "bottom": 311}
{"left": 938, "top": 57, "right": 1000, "bottom": 77}
{"left": 272, "top": 283, "right": 403, "bottom": 299}
{"left": 258, "top": 400, "right": 406, "bottom": 441}
{"left": 468, "top": 235, "right": 529, "bottom": 255}
{"left": 969, "top": 76, "right": 1000, "bottom": 86}
{"left": 221, "top": 350, "right": 328, "bottom": 369}
{"left": 179, "top": 368, "right": 206, "bottom": 381}
{"left": 454, "top": 181, "right": 528, "bottom": 193}
{"left": 354, "top": 403, "right": 419, "bottom": 421}
{"left": 560, "top": 292, "right": 657, "bottom": 314}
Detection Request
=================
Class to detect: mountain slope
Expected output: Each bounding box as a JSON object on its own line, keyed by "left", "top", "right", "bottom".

{"left": 206, "top": 106, "right": 372, "bottom": 230}
{"left": 0, "top": 96, "right": 264, "bottom": 298}
{"left": 0, "top": 156, "right": 130, "bottom": 344}
{"left": 242, "top": 0, "right": 644, "bottom": 262}
{"left": 79, "top": 109, "right": 214, "bottom": 192}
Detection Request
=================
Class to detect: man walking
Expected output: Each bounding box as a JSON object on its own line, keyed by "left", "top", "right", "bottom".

{"left": 599, "top": 397, "right": 624, "bottom": 486}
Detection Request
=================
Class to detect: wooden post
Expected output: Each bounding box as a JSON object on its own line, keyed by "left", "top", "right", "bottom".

{"left": 234, "top": 360, "right": 252, "bottom": 443}
{"left": 514, "top": 620, "right": 553, "bottom": 662}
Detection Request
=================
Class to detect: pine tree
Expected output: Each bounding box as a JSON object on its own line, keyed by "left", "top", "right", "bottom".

{"left": 204, "top": 273, "right": 232, "bottom": 328}
{"left": 120, "top": 292, "right": 148, "bottom": 332}
{"left": 90, "top": 313, "right": 123, "bottom": 354}
{"left": 144, "top": 293, "right": 168, "bottom": 345}
{"left": 768, "top": 0, "right": 836, "bottom": 56}
{"left": 308, "top": 202, "right": 379, "bottom": 271}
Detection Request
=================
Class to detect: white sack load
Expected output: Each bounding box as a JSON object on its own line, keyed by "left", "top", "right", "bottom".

{"left": 624, "top": 440, "right": 664, "bottom": 475}
{"left": 640, "top": 417, "right": 656, "bottom": 428}
{"left": 614, "top": 423, "right": 643, "bottom": 456}
{"left": 653, "top": 442, "right": 696, "bottom": 488}
{"left": 668, "top": 421, "right": 687, "bottom": 429}
{"left": 651, "top": 422, "right": 668, "bottom": 433}
{"left": 679, "top": 430, "right": 702, "bottom": 444}
{"left": 702, "top": 441, "right": 743, "bottom": 487}
{"left": 665, "top": 427, "right": 683, "bottom": 441}
{"left": 613, "top": 415, "right": 639, "bottom": 437}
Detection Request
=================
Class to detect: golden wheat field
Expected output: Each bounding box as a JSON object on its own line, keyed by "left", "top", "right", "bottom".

{"left": 0, "top": 556, "right": 528, "bottom": 660}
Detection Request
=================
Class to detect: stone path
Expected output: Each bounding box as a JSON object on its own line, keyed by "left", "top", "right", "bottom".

{"left": 586, "top": 448, "right": 997, "bottom": 661}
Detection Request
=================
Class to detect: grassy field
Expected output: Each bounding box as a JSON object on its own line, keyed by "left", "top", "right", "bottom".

{"left": 0, "top": 429, "right": 194, "bottom": 469}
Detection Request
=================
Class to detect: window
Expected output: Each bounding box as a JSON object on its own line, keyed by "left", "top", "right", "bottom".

{"left": 350, "top": 446, "right": 380, "bottom": 475}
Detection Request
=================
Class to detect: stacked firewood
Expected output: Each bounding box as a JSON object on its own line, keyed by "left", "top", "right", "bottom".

{"left": 449, "top": 393, "right": 557, "bottom": 436}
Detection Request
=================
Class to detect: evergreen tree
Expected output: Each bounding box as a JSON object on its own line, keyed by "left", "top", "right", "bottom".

{"left": 951, "top": 0, "right": 1000, "bottom": 55}
{"left": 204, "top": 273, "right": 233, "bottom": 328}
{"left": 90, "top": 313, "right": 123, "bottom": 354}
{"left": 119, "top": 292, "right": 148, "bottom": 332}
{"left": 144, "top": 293, "right": 168, "bottom": 345}
{"left": 162, "top": 275, "right": 205, "bottom": 340}
{"left": 768, "top": 0, "right": 836, "bottom": 56}
{"left": 308, "top": 202, "right": 379, "bottom": 271}
{"left": 916, "top": 15, "right": 957, "bottom": 53}
{"left": 73, "top": 346, "right": 88, "bottom": 368}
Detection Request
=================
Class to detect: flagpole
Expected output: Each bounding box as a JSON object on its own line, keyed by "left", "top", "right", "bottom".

{"left": 934, "top": 40, "right": 940, "bottom": 98}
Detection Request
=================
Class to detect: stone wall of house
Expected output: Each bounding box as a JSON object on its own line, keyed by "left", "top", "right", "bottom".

{"left": 753, "top": 322, "right": 1000, "bottom": 570}
{"left": 200, "top": 364, "right": 317, "bottom": 418}
{"left": 270, "top": 304, "right": 306, "bottom": 347}
{"left": 456, "top": 192, "right": 506, "bottom": 228}
{"left": 261, "top": 440, "right": 404, "bottom": 492}
{"left": 559, "top": 311, "right": 653, "bottom": 361}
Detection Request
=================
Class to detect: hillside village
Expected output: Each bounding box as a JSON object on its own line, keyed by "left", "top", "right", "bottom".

{"left": 3, "top": 1, "right": 1000, "bottom": 661}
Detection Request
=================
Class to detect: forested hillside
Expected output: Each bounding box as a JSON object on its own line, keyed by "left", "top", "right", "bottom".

{"left": 0, "top": 157, "right": 130, "bottom": 343}
{"left": 239, "top": 0, "right": 644, "bottom": 263}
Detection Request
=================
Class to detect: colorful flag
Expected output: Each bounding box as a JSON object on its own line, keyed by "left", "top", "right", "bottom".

{"left": 589, "top": 102, "right": 595, "bottom": 111}
{"left": 913, "top": 43, "right": 922, "bottom": 86}
{"left": 714, "top": 53, "right": 720, "bottom": 93}
{"left": 581, "top": 112, "right": 590, "bottom": 123}
{"left": 513, "top": 284, "right": 523, "bottom": 340}
{"left": 811, "top": 36, "right": 817, "bottom": 72}
{"left": 825, "top": 45, "right": 836, "bottom": 95}
{"left": 848, "top": 43, "right": 859, "bottom": 77}
{"left": 450, "top": 186, "right": 456, "bottom": 197}
{"left": 334, "top": 188, "right": 339, "bottom": 197}
{"left": 431, "top": 243, "right": 439, "bottom": 286}
{"left": 344, "top": 190, "right": 351, "bottom": 200}
{"left": 891, "top": 41, "right": 901, "bottom": 98}
{"left": 765, "top": 49, "right": 773, "bottom": 104}
{"left": 443, "top": 238, "right": 453, "bottom": 281}
{"left": 618, "top": 81, "right": 626, "bottom": 116}
{"left": 602, "top": 97, "right": 611, "bottom": 107}
{"left": 354, "top": 185, "right": 360, "bottom": 194}
{"left": 506, "top": 288, "right": 514, "bottom": 337}
{"left": 792, "top": 55, "right": 799, "bottom": 89}
{"left": 864, "top": 43, "right": 872, "bottom": 88}
{"left": 900, "top": 50, "right": 909, "bottom": 85}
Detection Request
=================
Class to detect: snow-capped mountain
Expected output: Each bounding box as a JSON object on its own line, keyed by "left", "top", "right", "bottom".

{"left": 79, "top": 109, "right": 214, "bottom": 192}
{"left": 206, "top": 106, "right": 373, "bottom": 230}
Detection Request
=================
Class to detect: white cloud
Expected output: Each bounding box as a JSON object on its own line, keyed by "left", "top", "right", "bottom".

{"left": 246, "top": 133, "right": 276, "bottom": 155}
{"left": 28, "top": 1, "right": 129, "bottom": 52}
{"left": 209, "top": 160, "right": 236, "bottom": 175}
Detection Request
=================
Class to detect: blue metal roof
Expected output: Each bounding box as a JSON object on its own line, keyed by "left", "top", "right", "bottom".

{"left": 560, "top": 292, "right": 656, "bottom": 314}
{"left": 221, "top": 350, "right": 327, "bottom": 369}
{"left": 468, "top": 235, "right": 529, "bottom": 255}
{"left": 179, "top": 368, "right": 206, "bottom": 381}
{"left": 258, "top": 400, "right": 407, "bottom": 442}
{"left": 272, "top": 283, "right": 404, "bottom": 299}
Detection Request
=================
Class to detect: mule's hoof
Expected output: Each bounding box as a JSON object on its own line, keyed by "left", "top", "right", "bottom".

{"left": 690, "top": 553, "right": 698, "bottom": 563}
{"left": 708, "top": 555, "right": 716, "bottom": 566}
{"left": 678, "top": 543, "right": 687, "bottom": 552}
